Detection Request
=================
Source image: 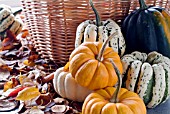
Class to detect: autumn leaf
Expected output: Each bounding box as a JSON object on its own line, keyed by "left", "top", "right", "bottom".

{"left": 3, "top": 77, "right": 19, "bottom": 92}
{"left": 8, "top": 86, "right": 26, "bottom": 97}
{"left": 28, "top": 106, "right": 44, "bottom": 114}
{"left": 16, "top": 86, "right": 40, "bottom": 101}
{"left": 3, "top": 81, "right": 13, "bottom": 92}
{"left": 1, "top": 30, "right": 17, "bottom": 51}
{"left": 23, "top": 60, "right": 35, "bottom": 67}
{"left": 0, "top": 58, "right": 11, "bottom": 71}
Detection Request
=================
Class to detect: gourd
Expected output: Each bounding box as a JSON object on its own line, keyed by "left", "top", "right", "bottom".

{"left": 121, "top": 51, "right": 170, "bottom": 108}
{"left": 82, "top": 59, "right": 146, "bottom": 114}
{"left": 122, "top": 0, "right": 170, "bottom": 58}
{"left": 53, "top": 63, "right": 92, "bottom": 102}
{"left": 75, "top": 0, "right": 125, "bottom": 56}
{"left": 69, "top": 32, "right": 123, "bottom": 90}
{"left": 0, "top": 5, "right": 23, "bottom": 38}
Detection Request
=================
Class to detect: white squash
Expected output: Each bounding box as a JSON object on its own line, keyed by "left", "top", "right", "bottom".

{"left": 53, "top": 67, "right": 92, "bottom": 102}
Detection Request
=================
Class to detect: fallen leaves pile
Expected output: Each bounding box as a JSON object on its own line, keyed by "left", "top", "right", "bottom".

{"left": 0, "top": 14, "right": 82, "bottom": 114}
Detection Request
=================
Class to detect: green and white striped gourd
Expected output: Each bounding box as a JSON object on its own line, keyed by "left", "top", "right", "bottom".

{"left": 121, "top": 51, "right": 170, "bottom": 108}
{"left": 75, "top": 0, "right": 125, "bottom": 56}
{"left": 0, "top": 4, "right": 23, "bottom": 38}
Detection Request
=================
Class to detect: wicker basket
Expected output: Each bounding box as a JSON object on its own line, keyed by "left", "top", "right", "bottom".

{"left": 20, "top": 0, "right": 170, "bottom": 66}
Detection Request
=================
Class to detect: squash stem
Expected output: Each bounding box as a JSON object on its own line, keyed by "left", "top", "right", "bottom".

{"left": 109, "top": 59, "right": 122, "bottom": 103}
{"left": 97, "top": 32, "right": 118, "bottom": 61}
{"left": 89, "top": 0, "right": 101, "bottom": 27}
{"left": 139, "top": 0, "right": 148, "bottom": 9}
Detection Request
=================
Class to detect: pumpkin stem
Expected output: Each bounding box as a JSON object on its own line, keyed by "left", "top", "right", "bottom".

{"left": 89, "top": 0, "right": 101, "bottom": 27}
{"left": 97, "top": 32, "right": 118, "bottom": 61}
{"left": 139, "top": 0, "right": 148, "bottom": 9}
{"left": 109, "top": 59, "right": 122, "bottom": 103}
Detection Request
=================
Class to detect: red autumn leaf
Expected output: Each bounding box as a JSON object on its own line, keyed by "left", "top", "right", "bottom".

{"left": 8, "top": 86, "right": 26, "bottom": 97}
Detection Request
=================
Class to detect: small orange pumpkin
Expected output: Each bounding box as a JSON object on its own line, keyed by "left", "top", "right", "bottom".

{"left": 82, "top": 59, "right": 146, "bottom": 114}
{"left": 69, "top": 32, "right": 123, "bottom": 90}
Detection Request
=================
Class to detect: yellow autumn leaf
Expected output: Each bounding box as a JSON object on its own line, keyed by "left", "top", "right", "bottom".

{"left": 16, "top": 86, "right": 40, "bottom": 101}
{"left": 3, "top": 81, "right": 13, "bottom": 92}
{"left": 18, "top": 74, "right": 27, "bottom": 85}
{"left": 23, "top": 60, "right": 35, "bottom": 67}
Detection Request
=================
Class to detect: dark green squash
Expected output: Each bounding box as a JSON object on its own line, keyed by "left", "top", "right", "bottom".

{"left": 122, "top": 0, "right": 170, "bottom": 58}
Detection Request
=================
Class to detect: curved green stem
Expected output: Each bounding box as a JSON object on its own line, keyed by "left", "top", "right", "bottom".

{"left": 139, "top": 0, "right": 148, "bottom": 9}
{"left": 97, "top": 32, "right": 118, "bottom": 61}
{"left": 109, "top": 59, "right": 122, "bottom": 103}
{"left": 89, "top": 0, "right": 101, "bottom": 26}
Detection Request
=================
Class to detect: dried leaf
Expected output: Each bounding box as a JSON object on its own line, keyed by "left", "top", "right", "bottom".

{"left": 3, "top": 78, "right": 18, "bottom": 92}
{"left": 1, "top": 30, "right": 17, "bottom": 51}
{"left": 1, "top": 88, "right": 15, "bottom": 99}
{"left": 0, "top": 100, "right": 19, "bottom": 112}
{"left": 36, "top": 93, "right": 52, "bottom": 106}
{"left": 23, "top": 60, "right": 35, "bottom": 67}
{"left": 16, "top": 86, "right": 40, "bottom": 101}
{"left": 28, "top": 106, "right": 44, "bottom": 114}
{"left": 8, "top": 86, "right": 26, "bottom": 97}
{"left": 51, "top": 105, "right": 67, "bottom": 113}
{"left": 28, "top": 54, "right": 39, "bottom": 62}
{"left": 0, "top": 58, "right": 5, "bottom": 66}
{"left": 41, "top": 83, "right": 48, "bottom": 93}
{"left": 53, "top": 97, "right": 69, "bottom": 105}
{"left": 0, "top": 69, "right": 10, "bottom": 81}
{"left": 0, "top": 58, "right": 12, "bottom": 71}
{"left": 70, "top": 101, "right": 83, "bottom": 112}
{"left": 21, "top": 30, "right": 29, "bottom": 38}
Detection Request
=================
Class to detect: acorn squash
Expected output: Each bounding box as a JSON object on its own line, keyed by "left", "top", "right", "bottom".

{"left": 122, "top": 0, "right": 170, "bottom": 58}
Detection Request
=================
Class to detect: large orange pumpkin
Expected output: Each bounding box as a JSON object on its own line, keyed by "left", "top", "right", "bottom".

{"left": 69, "top": 32, "right": 123, "bottom": 90}
{"left": 82, "top": 59, "right": 146, "bottom": 114}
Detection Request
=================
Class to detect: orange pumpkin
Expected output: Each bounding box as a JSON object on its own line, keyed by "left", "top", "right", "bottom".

{"left": 82, "top": 59, "right": 146, "bottom": 114}
{"left": 69, "top": 32, "right": 123, "bottom": 90}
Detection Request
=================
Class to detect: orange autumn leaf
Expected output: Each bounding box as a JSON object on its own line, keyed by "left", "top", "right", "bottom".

{"left": 28, "top": 54, "right": 39, "bottom": 61}
{"left": 0, "top": 65, "right": 11, "bottom": 71}
{"left": 1, "top": 30, "right": 17, "bottom": 51}
{"left": 3, "top": 78, "right": 19, "bottom": 92}
{"left": 16, "top": 86, "right": 40, "bottom": 101}
{"left": 21, "top": 30, "right": 29, "bottom": 38}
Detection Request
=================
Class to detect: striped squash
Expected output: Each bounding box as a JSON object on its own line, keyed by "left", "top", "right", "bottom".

{"left": 0, "top": 5, "right": 23, "bottom": 38}
{"left": 75, "top": 0, "right": 125, "bottom": 56}
{"left": 121, "top": 51, "right": 170, "bottom": 108}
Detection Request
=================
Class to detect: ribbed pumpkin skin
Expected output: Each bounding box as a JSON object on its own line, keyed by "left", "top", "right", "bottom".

{"left": 82, "top": 87, "right": 146, "bottom": 114}
{"left": 69, "top": 42, "right": 123, "bottom": 90}
{"left": 122, "top": 4, "right": 170, "bottom": 58}
{"left": 53, "top": 67, "right": 92, "bottom": 102}
{"left": 121, "top": 51, "right": 170, "bottom": 108}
